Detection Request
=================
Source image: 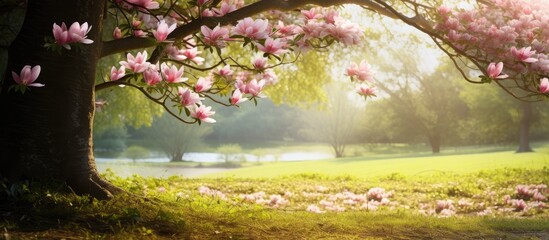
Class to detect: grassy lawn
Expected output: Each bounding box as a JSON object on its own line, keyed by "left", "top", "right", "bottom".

{"left": 2, "top": 146, "right": 549, "bottom": 239}
{"left": 204, "top": 150, "right": 549, "bottom": 179}
{"left": 2, "top": 167, "right": 548, "bottom": 239}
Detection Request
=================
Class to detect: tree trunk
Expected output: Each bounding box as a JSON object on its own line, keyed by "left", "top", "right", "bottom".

{"left": 0, "top": 0, "right": 119, "bottom": 199}
{"left": 516, "top": 101, "right": 533, "bottom": 153}
{"left": 428, "top": 134, "right": 441, "bottom": 154}
{"left": 331, "top": 142, "right": 345, "bottom": 158}
{"left": 334, "top": 149, "right": 344, "bottom": 158}
{"left": 171, "top": 151, "right": 184, "bottom": 162}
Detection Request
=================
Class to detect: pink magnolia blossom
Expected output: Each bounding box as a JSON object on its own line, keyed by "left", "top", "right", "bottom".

{"left": 143, "top": 66, "right": 162, "bottom": 86}
{"left": 299, "top": 21, "right": 327, "bottom": 39}
{"left": 52, "top": 23, "right": 71, "bottom": 49}
{"left": 255, "top": 69, "right": 278, "bottom": 85}
{"left": 216, "top": 65, "right": 234, "bottom": 79}
{"left": 113, "top": 27, "right": 122, "bottom": 39}
{"left": 201, "top": 9, "right": 216, "bottom": 17}
{"left": 511, "top": 46, "right": 538, "bottom": 63}
{"left": 294, "top": 37, "right": 313, "bottom": 53}
{"left": 234, "top": 79, "right": 247, "bottom": 93}
{"left": 533, "top": 191, "right": 546, "bottom": 201}
{"left": 437, "top": 5, "right": 452, "bottom": 16}
{"left": 540, "top": 78, "right": 549, "bottom": 93}
{"left": 346, "top": 60, "right": 374, "bottom": 82}
{"left": 68, "top": 22, "right": 93, "bottom": 44}
{"left": 190, "top": 105, "right": 216, "bottom": 123}
{"left": 139, "top": 13, "right": 176, "bottom": 29}
{"left": 166, "top": 45, "right": 205, "bottom": 65}
{"left": 110, "top": 66, "right": 126, "bottom": 81}
{"left": 323, "top": 9, "right": 339, "bottom": 24}
{"left": 301, "top": 8, "right": 323, "bottom": 20}
{"left": 181, "top": 47, "right": 205, "bottom": 65}
{"left": 435, "top": 200, "right": 455, "bottom": 213}
{"left": 230, "top": 89, "right": 248, "bottom": 105}
{"left": 268, "top": 194, "right": 288, "bottom": 207}
{"left": 178, "top": 87, "right": 203, "bottom": 106}
{"left": 197, "top": 186, "right": 226, "bottom": 199}
{"left": 306, "top": 204, "right": 325, "bottom": 214}
{"left": 153, "top": 20, "right": 177, "bottom": 42}
{"left": 245, "top": 79, "right": 265, "bottom": 97}
{"left": 166, "top": 45, "right": 182, "bottom": 59}
{"left": 201, "top": 24, "right": 230, "bottom": 47}
{"left": 161, "top": 63, "right": 187, "bottom": 83}
{"left": 133, "top": 29, "right": 147, "bottom": 37}
{"left": 327, "top": 18, "right": 361, "bottom": 45}
{"left": 274, "top": 21, "right": 299, "bottom": 38}
{"left": 12, "top": 65, "right": 43, "bottom": 87}
{"left": 120, "top": 51, "right": 151, "bottom": 73}
{"left": 232, "top": 17, "right": 270, "bottom": 40}
{"left": 252, "top": 56, "right": 268, "bottom": 70}
{"left": 211, "top": 2, "right": 236, "bottom": 16}
{"left": 235, "top": 71, "right": 251, "bottom": 82}
{"left": 52, "top": 22, "right": 93, "bottom": 49}
{"left": 511, "top": 199, "right": 528, "bottom": 211}
{"left": 256, "top": 38, "right": 288, "bottom": 55}
{"left": 126, "top": 0, "right": 159, "bottom": 9}
{"left": 132, "top": 20, "right": 142, "bottom": 28}
{"left": 486, "top": 62, "right": 508, "bottom": 79}
{"left": 357, "top": 85, "right": 376, "bottom": 97}
{"left": 194, "top": 77, "right": 213, "bottom": 92}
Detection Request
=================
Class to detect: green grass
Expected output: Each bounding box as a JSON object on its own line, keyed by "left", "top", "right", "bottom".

{"left": 2, "top": 168, "right": 548, "bottom": 239}
{"left": 204, "top": 150, "right": 549, "bottom": 179}
{"left": 3, "top": 145, "right": 549, "bottom": 239}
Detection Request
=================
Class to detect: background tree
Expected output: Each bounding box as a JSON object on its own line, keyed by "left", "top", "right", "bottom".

{"left": 368, "top": 32, "right": 467, "bottom": 153}
{"left": 458, "top": 81, "right": 549, "bottom": 151}
{"left": 301, "top": 81, "right": 362, "bottom": 158}
{"left": 457, "top": 82, "right": 519, "bottom": 145}
{"left": 143, "top": 112, "right": 212, "bottom": 162}
{"left": 123, "top": 145, "right": 150, "bottom": 163}
{"left": 217, "top": 144, "right": 244, "bottom": 163}
{"left": 206, "top": 100, "right": 303, "bottom": 145}
{"left": 517, "top": 102, "right": 534, "bottom": 153}
{"left": 93, "top": 126, "right": 128, "bottom": 157}
{"left": 377, "top": 64, "right": 467, "bottom": 153}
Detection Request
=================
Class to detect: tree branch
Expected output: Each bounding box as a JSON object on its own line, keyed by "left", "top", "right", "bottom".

{"left": 95, "top": 80, "right": 126, "bottom": 91}
{"left": 100, "top": 0, "right": 399, "bottom": 58}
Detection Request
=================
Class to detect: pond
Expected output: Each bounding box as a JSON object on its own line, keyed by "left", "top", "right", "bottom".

{"left": 96, "top": 151, "right": 334, "bottom": 178}
{"left": 96, "top": 151, "right": 333, "bottom": 163}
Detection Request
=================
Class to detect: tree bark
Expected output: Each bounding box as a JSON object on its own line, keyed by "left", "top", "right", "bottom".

{"left": 0, "top": 0, "right": 120, "bottom": 199}
{"left": 516, "top": 101, "right": 533, "bottom": 153}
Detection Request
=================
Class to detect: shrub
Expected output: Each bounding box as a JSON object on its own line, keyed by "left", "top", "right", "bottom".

{"left": 124, "top": 146, "right": 150, "bottom": 163}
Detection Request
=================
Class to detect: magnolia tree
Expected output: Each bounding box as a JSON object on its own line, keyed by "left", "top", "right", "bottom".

{"left": 1, "top": 0, "right": 548, "bottom": 199}
{"left": 432, "top": 0, "right": 549, "bottom": 98}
